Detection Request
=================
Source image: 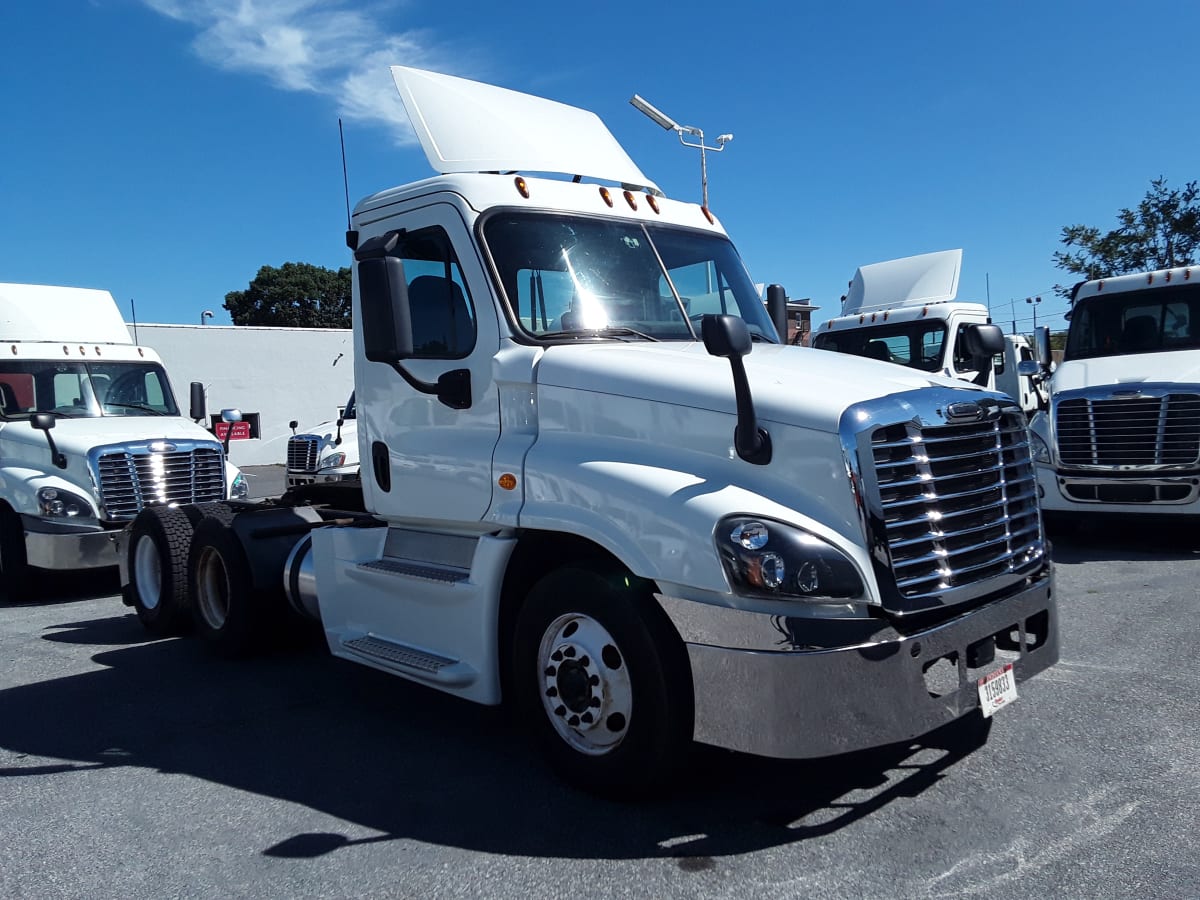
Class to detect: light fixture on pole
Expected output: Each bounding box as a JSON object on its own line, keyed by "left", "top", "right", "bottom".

{"left": 630, "top": 93, "right": 732, "bottom": 208}
{"left": 1025, "top": 296, "right": 1041, "bottom": 330}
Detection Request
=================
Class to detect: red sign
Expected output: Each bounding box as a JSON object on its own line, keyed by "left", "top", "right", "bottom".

{"left": 214, "top": 421, "right": 252, "bottom": 441}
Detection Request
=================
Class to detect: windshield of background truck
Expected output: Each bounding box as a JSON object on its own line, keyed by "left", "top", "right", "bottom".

{"left": 812, "top": 321, "right": 947, "bottom": 371}
{"left": 482, "top": 213, "right": 777, "bottom": 341}
{"left": 1065, "top": 284, "right": 1199, "bottom": 360}
{"left": 0, "top": 360, "right": 179, "bottom": 419}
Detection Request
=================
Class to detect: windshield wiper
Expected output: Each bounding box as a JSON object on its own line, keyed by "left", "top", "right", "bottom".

{"left": 538, "top": 326, "right": 660, "bottom": 342}
{"left": 105, "top": 402, "right": 169, "bottom": 416}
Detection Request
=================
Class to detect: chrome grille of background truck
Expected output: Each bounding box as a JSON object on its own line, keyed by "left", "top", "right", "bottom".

{"left": 92, "top": 445, "right": 225, "bottom": 520}
{"left": 1055, "top": 391, "right": 1200, "bottom": 468}
{"left": 842, "top": 389, "right": 1047, "bottom": 616}
{"left": 287, "top": 435, "right": 320, "bottom": 473}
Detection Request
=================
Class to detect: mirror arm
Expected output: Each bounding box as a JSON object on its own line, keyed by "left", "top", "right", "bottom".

{"left": 388, "top": 363, "right": 472, "bottom": 410}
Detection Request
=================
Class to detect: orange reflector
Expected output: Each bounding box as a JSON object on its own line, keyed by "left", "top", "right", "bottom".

{"left": 514, "top": 176, "right": 529, "bottom": 198}
{"left": 883, "top": 311, "right": 889, "bottom": 321}
{"left": 922, "top": 306, "right": 929, "bottom": 316}
{"left": 599, "top": 186, "right": 613, "bottom": 207}
{"left": 1147, "top": 273, "right": 1154, "bottom": 283}
{"left": 1166, "top": 271, "right": 1172, "bottom": 282}
{"left": 1186, "top": 269, "right": 1192, "bottom": 280}
{"left": 646, "top": 194, "right": 660, "bottom": 214}
{"left": 498, "top": 473, "right": 517, "bottom": 491}
{"left": 701, "top": 206, "right": 714, "bottom": 224}
{"left": 623, "top": 190, "right": 638, "bottom": 210}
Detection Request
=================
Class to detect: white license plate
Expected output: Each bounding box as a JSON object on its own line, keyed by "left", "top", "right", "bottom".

{"left": 977, "top": 663, "right": 1018, "bottom": 718}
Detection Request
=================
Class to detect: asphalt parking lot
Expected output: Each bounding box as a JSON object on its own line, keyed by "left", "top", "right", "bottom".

{"left": 1, "top": 516, "right": 1197, "bottom": 899}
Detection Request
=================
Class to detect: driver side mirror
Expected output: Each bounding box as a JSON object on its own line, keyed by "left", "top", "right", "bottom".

{"left": 189, "top": 382, "right": 206, "bottom": 423}
{"left": 965, "top": 323, "right": 1006, "bottom": 356}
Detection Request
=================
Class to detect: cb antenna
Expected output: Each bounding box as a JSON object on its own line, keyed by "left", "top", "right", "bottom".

{"left": 130, "top": 297, "right": 138, "bottom": 344}
{"left": 339, "top": 118, "right": 357, "bottom": 250}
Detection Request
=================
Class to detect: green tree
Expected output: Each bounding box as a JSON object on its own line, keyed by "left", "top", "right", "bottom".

{"left": 1052, "top": 177, "right": 1199, "bottom": 295}
{"left": 223, "top": 262, "right": 352, "bottom": 327}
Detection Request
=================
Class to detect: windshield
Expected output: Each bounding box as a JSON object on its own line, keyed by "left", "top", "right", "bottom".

{"left": 1065, "top": 283, "right": 1199, "bottom": 360}
{"left": 482, "top": 213, "right": 778, "bottom": 342}
{"left": 812, "top": 320, "right": 948, "bottom": 372}
{"left": 0, "top": 360, "right": 179, "bottom": 419}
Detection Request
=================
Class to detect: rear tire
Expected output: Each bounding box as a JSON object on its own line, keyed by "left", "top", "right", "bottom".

{"left": 127, "top": 506, "right": 195, "bottom": 634}
{"left": 0, "top": 506, "right": 30, "bottom": 604}
{"left": 188, "top": 515, "right": 262, "bottom": 657}
{"left": 513, "top": 566, "right": 693, "bottom": 797}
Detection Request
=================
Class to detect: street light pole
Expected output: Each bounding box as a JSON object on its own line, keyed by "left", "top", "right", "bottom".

{"left": 1026, "top": 296, "right": 1041, "bottom": 331}
{"left": 629, "top": 94, "right": 732, "bottom": 208}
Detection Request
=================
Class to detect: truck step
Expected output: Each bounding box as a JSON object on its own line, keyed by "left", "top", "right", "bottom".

{"left": 357, "top": 558, "right": 468, "bottom": 583}
{"left": 341, "top": 635, "right": 475, "bottom": 685}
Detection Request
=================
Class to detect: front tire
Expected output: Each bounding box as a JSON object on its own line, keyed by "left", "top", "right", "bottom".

{"left": 513, "top": 566, "right": 693, "bottom": 797}
{"left": 0, "top": 506, "right": 30, "bottom": 604}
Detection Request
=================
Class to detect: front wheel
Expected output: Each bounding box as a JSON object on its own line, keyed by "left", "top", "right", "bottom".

{"left": 513, "top": 566, "right": 693, "bottom": 797}
{"left": 0, "top": 506, "right": 30, "bottom": 604}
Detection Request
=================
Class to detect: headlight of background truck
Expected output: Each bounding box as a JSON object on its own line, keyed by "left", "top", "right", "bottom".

{"left": 319, "top": 451, "right": 347, "bottom": 469}
{"left": 37, "top": 486, "right": 93, "bottom": 518}
{"left": 716, "top": 516, "right": 865, "bottom": 601}
{"left": 230, "top": 473, "right": 249, "bottom": 500}
{"left": 1029, "top": 430, "right": 1051, "bottom": 464}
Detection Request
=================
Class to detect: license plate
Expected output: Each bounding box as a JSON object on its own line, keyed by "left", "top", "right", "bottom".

{"left": 977, "top": 663, "right": 1018, "bottom": 718}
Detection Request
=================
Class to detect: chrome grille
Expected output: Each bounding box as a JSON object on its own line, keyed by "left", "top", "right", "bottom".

{"left": 96, "top": 447, "right": 225, "bottom": 521}
{"left": 287, "top": 435, "right": 320, "bottom": 472}
{"left": 1056, "top": 393, "right": 1200, "bottom": 467}
{"left": 870, "top": 409, "right": 1043, "bottom": 604}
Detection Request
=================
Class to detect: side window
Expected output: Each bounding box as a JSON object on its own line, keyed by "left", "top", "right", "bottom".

{"left": 53, "top": 372, "right": 86, "bottom": 408}
{"left": 396, "top": 229, "right": 477, "bottom": 359}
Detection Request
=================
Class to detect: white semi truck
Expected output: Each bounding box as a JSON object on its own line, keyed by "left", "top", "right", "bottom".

{"left": 812, "top": 250, "right": 1046, "bottom": 416}
{"left": 0, "top": 283, "right": 248, "bottom": 605}
{"left": 119, "top": 68, "right": 1058, "bottom": 794}
{"left": 1022, "top": 265, "right": 1200, "bottom": 524}
{"left": 285, "top": 392, "right": 359, "bottom": 487}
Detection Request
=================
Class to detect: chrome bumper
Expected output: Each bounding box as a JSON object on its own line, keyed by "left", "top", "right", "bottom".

{"left": 23, "top": 522, "right": 120, "bottom": 570}
{"left": 658, "top": 576, "right": 1057, "bottom": 759}
{"left": 1037, "top": 464, "right": 1200, "bottom": 512}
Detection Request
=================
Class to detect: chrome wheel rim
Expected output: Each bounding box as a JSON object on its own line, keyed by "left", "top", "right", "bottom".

{"left": 132, "top": 536, "right": 163, "bottom": 611}
{"left": 537, "top": 613, "right": 631, "bottom": 756}
{"left": 194, "top": 546, "right": 231, "bottom": 630}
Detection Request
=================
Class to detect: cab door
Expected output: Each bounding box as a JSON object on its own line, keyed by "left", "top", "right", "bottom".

{"left": 354, "top": 203, "right": 501, "bottom": 525}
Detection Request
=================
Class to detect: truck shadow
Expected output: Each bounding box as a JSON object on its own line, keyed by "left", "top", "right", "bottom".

{"left": 1048, "top": 518, "right": 1200, "bottom": 564}
{"left": 0, "top": 614, "right": 987, "bottom": 865}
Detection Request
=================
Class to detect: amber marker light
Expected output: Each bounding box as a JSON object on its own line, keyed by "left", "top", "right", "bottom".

{"left": 623, "top": 190, "right": 638, "bottom": 210}
{"left": 646, "top": 194, "right": 660, "bottom": 214}
{"left": 599, "top": 186, "right": 613, "bottom": 207}
{"left": 701, "top": 206, "right": 714, "bottom": 225}
{"left": 514, "top": 176, "right": 529, "bottom": 198}
{"left": 498, "top": 473, "right": 518, "bottom": 491}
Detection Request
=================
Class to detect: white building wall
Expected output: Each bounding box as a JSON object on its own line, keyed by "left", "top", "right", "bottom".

{"left": 128, "top": 323, "right": 354, "bottom": 466}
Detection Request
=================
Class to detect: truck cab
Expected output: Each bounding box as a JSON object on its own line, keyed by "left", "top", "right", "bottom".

{"left": 1025, "top": 266, "right": 1200, "bottom": 520}
{"left": 0, "top": 283, "right": 247, "bottom": 602}
{"left": 813, "top": 250, "right": 1046, "bottom": 416}
{"left": 121, "top": 68, "right": 1057, "bottom": 794}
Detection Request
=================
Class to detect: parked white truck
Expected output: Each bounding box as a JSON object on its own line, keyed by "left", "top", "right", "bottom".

{"left": 0, "top": 283, "right": 248, "bottom": 604}
{"left": 285, "top": 392, "right": 359, "bottom": 487}
{"left": 1022, "top": 265, "right": 1200, "bottom": 523}
{"left": 812, "top": 250, "right": 1045, "bottom": 415}
{"left": 119, "top": 68, "right": 1057, "bottom": 793}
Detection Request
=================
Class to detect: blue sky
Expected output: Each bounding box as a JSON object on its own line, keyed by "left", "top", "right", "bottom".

{"left": 2, "top": 1, "right": 1197, "bottom": 333}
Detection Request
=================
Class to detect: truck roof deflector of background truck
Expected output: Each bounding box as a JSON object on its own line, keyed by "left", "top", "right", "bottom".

{"left": 0, "top": 283, "right": 133, "bottom": 345}
{"left": 389, "top": 66, "right": 660, "bottom": 194}
{"left": 841, "top": 249, "right": 962, "bottom": 316}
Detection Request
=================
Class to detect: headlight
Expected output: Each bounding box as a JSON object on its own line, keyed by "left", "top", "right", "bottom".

{"left": 717, "top": 516, "right": 865, "bottom": 601}
{"left": 1029, "top": 430, "right": 1051, "bottom": 464}
{"left": 37, "top": 487, "right": 93, "bottom": 518}
{"left": 319, "top": 451, "right": 347, "bottom": 469}
{"left": 230, "top": 473, "right": 249, "bottom": 500}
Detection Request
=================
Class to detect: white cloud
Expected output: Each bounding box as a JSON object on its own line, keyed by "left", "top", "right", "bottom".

{"left": 140, "top": 0, "right": 445, "bottom": 144}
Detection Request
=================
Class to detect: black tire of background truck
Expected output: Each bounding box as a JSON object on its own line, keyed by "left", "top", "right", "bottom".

{"left": 187, "top": 515, "right": 264, "bottom": 657}
{"left": 0, "top": 505, "right": 31, "bottom": 604}
{"left": 512, "top": 566, "right": 694, "bottom": 798}
{"left": 127, "top": 505, "right": 196, "bottom": 635}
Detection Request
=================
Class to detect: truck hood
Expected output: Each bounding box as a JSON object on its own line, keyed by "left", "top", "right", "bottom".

{"left": 0, "top": 416, "right": 222, "bottom": 459}
{"left": 1052, "top": 350, "right": 1200, "bottom": 393}
{"left": 536, "top": 341, "right": 980, "bottom": 433}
